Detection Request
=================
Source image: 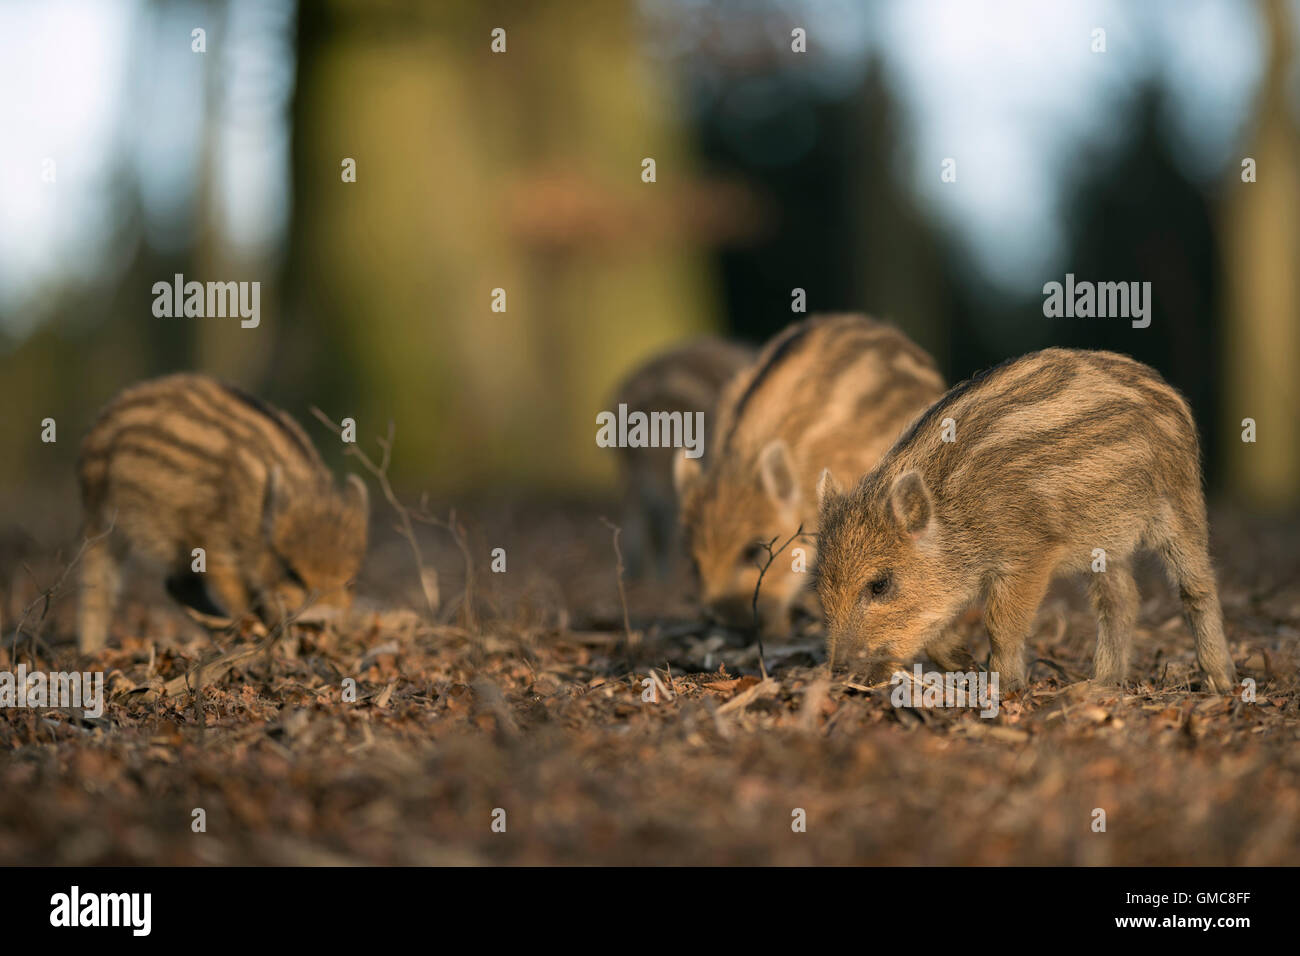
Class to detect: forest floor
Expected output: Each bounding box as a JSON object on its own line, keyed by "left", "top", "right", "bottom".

{"left": 1, "top": 500, "right": 1297, "bottom": 865}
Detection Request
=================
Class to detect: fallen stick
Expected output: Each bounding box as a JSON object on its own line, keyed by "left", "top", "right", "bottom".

{"left": 152, "top": 644, "right": 262, "bottom": 701}
{"left": 716, "top": 677, "right": 780, "bottom": 716}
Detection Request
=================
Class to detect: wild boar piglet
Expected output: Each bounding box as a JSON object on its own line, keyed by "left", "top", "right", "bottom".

{"left": 611, "top": 336, "right": 755, "bottom": 577}
{"left": 77, "top": 373, "right": 369, "bottom": 651}
{"left": 814, "top": 348, "right": 1238, "bottom": 693}
{"left": 676, "top": 313, "right": 945, "bottom": 638}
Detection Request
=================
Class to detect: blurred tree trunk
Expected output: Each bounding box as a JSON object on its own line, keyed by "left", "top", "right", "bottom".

{"left": 852, "top": 60, "right": 950, "bottom": 368}
{"left": 193, "top": 0, "right": 245, "bottom": 382}
{"left": 1221, "top": 0, "right": 1300, "bottom": 510}
{"left": 280, "top": 0, "right": 712, "bottom": 493}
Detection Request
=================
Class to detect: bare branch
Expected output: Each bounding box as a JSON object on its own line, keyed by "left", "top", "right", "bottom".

{"left": 410, "top": 507, "right": 476, "bottom": 635}
{"left": 310, "top": 407, "right": 439, "bottom": 620}
{"left": 9, "top": 521, "right": 116, "bottom": 665}
{"left": 599, "top": 516, "right": 636, "bottom": 652}
{"left": 749, "top": 523, "right": 804, "bottom": 681}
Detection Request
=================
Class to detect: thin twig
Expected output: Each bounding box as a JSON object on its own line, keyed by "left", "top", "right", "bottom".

{"left": 310, "top": 408, "right": 439, "bottom": 619}
{"left": 599, "top": 516, "right": 635, "bottom": 653}
{"left": 311, "top": 409, "right": 482, "bottom": 652}
{"left": 9, "top": 522, "right": 116, "bottom": 666}
{"left": 412, "top": 504, "right": 476, "bottom": 634}
{"left": 749, "top": 524, "right": 804, "bottom": 681}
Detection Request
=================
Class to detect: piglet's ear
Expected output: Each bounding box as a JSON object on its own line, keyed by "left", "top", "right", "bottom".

{"left": 758, "top": 439, "right": 799, "bottom": 511}
{"left": 673, "top": 451, "right": 703, "bottom": 500}
{"left": 261, "top": 466, "right": 284, "bottom": 543}
{"left": 816, "top": 468, "right": 842, "bottom": 513}
{"left": 889, "top": 471, "right": 932, "bottom": 537}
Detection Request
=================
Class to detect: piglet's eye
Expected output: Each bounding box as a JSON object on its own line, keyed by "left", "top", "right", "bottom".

{"left": 861, "top": 573, "right": 892, "bottom": 602}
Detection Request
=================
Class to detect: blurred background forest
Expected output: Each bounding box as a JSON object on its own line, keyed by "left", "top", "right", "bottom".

{"left": 1, "top": 0, "right": 1298, "bottom": 542}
